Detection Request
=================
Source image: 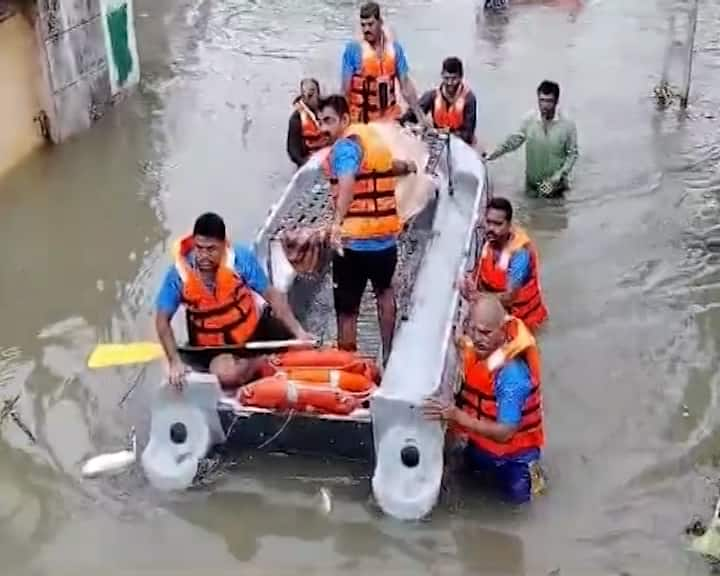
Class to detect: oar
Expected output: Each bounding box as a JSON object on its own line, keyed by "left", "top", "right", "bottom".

{"left": 87, "top": 339, "right": 317, "bottom": 369}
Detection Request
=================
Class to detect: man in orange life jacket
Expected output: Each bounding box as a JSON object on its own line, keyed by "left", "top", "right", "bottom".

{"left": 155, "top": 212, "right": 311, "bottom": 390}
{"left": 399, "top": 57, "right": 478, "bottom": 146}
{"left": 423, "top": 294, "right": 545, "bottom": 504}
{"left": 341, "top": 2, "right": 429, "bottom": 127}
{"left": 318, "top": 94, "right": 417, "bottom": 364}
{"left": 460, "top": 196, "right": 548, "bottom": 333}
{"left": 286, "top": 78, "right": 330, "bottom": 168}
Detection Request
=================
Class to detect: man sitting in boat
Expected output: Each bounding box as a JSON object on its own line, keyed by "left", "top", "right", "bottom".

{"left": 317, "top": 94, "right": 417, "bottom": 365}
{"left": 460, "top": 196, "right": 548, "bottom": 333}
{"left": 155, "top": 212, "right": 312, "bottom": 389}
{"left": 286, "top": 78, "right": 330, "bottom": 168}
{"left": 423, "top": 294, "right": 545, "bottom": 504}
{"left": 399, "top": 57, "right": 478, "bottom": 146}
{"left": 341, "top": 2, "right": 428, "bottom": 126}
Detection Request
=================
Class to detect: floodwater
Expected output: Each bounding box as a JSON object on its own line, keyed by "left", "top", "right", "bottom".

{"left": 1, "top": 0, "right": 720, "bottom": 573}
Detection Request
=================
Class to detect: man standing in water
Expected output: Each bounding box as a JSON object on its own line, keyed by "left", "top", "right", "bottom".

{"left": 318, "top": 94, "right": 416, "bottom": 364}
{"left": 399, "top": 57, "right": 478, "bottom": 146}
{"left": 341, "top": 2, "right": 428, "bottom": 126}
{"left": 460, "top": 197, "right": 548, "bottom": 333}
{"left": 286, "top": 78, "right": 330, "bottom": 168}
{"left": 423, "top": 294, "right": 546, "bottom": 504}
{"left": 155, "top": 212, "right": 311, "bottom": 389}
{"left": 485, "top": 80, "right": 578, "bottom": 197}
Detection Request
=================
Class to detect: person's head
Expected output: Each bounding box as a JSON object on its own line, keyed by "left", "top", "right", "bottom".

{"left": 441, "top": 57, "right": 464, "bottom": 98}
{"left": 464, "top": 294, "right": 507, "bottom": 358}
{"left": 360, "top": 2, "right": 383, "bottom": 45}
{"left": 484, "top": 196, "right": 513, "bottom": 248}
{"left": 192, "top": 212, "right": 226, "bottom": 273}
{"left": 318, "top": 95, "right": 351, "bottom": 142}
{"left": 300, "top": 78, "right": 320, "bottom": 110}
{"left": 537, "top": 80, "right": 560, "bottom": 120}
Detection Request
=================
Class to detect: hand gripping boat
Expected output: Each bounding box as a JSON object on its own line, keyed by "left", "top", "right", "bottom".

{"left": 144, "top": 125, "right": 489, "bottom": 519}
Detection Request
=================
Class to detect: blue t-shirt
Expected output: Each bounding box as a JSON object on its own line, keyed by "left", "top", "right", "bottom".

{"left": 507, "top": 248, "right": 531, "bottom": 290}
{"left": 341, "top": 39, "right": 410, "bottom": 90}
{"left": 328, "top": 137, "right": 396, "bottom": 252}
{"left": 155, "top": 243, "right": 269, "bottom": 317}
{"left": 494, "top": 358, "right": 532, "bottom": 426}
{"left": 474, "top": 357, "right": 539, "bottom": 466}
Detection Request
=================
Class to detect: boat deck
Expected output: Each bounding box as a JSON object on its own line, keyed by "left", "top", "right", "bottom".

{"left": 213, "top": 129, "right": 452, "bottom": 462}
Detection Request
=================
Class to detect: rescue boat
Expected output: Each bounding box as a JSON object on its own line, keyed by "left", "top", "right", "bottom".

{"left": 159, "top": 125, "right": 490, "bottom": 519}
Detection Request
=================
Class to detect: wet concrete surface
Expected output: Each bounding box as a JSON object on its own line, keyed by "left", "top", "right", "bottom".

{"left": 2, "top": 0, "right": 720, "bottom": 573}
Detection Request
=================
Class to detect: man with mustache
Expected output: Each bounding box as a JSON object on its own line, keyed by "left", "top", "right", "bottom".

{"left": 423, "top": 294, "right": 546, "bottom": 504}
{"left": 286, "top": 78, "right": 330, "bottom": 168}
{"left": 459, "top": 197, "right": 548, "bottom": 333}
{"left": 341, "top": 2, "right": 428, "bottom": 126}
{"left": 317, "top": 94, "right": 417, "bottom": 365}
{"left": 485, "top": 80, "right": 578, "bottom": 198}
{"left": 155, "top": 212, "right": 311, "bottom": 390}
{"left": 399, "top": 57, "right": 478, "bottom": 146}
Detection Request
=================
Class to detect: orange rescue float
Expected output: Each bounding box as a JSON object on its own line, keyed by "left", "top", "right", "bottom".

{"left": 237, "top": 375, "right": 365, "bottom": 415}
{"left": 273, "top": 347, "right": 380, "bottom": 383}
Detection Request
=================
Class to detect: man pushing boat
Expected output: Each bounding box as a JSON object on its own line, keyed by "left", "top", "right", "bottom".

{"left": 155, "top": 212, "right": 312, "bottom": 390}
{"left": 423, "top": 294, "right": 546, "bottom": 504}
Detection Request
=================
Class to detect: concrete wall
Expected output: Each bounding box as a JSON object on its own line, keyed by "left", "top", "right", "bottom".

{"left": 34, "top": 0, "right": 140, "bottom": 143}
{"left": 0, "top": 9, "right": 47, "bottom": 177}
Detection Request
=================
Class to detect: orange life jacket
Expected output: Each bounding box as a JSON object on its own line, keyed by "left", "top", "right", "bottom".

{"left": 432, "top": 84, "right": 468, "bottom": 131}
{"left": 458, "top": 317, "right": 545, "bottom": 457}
{"left": 173, "top": 235, "right": 259, "bottom": 347}
{"left": 294, "top": 99, "right": 329, "bottom": 153}
{"left": 474, "top": 226, "right": 548, "bottom": 332}
{"left": 322, "top": 123, "right": 401, "bottom": 239}
{"left": 347, "top": 34, "right": 401, "bottom": 123}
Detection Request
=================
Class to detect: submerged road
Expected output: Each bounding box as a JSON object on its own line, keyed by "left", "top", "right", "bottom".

{"left": 2, "top": 0, "right": 720, "bottom": 573}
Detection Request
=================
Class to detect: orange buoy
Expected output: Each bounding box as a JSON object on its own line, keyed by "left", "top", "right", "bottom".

{"left": 237, "top": 375, "right": 360, "bottom": 415}
{"left": 273, "top": 348, "right": 381, "bottom": 383}
{"left": 281, "top": 368, "right": 374, "bottom": 393}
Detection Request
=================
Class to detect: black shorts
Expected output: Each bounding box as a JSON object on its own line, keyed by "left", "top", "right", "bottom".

{"left": 332, "top": 246, "right": 398, "bottom": 315}
{"left": 248, "top": 307, "right": 295, "bottom": 342}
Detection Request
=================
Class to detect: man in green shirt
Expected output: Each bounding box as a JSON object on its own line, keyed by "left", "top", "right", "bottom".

{"left": 485, "top": 80, "right": 578, "bottom": 197}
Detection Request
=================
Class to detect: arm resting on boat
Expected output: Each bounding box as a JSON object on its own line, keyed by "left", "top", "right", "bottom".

{"left": 262, "top": 286, "right": 308, "bottom": 339}
{"left": 156, "top": 312, "right": 181, "bottom": 364}
{"left": 423, "top": 399, "right": 517, "bottom": 444}
{"left": 486, "top": 117, "right": 529, "bottom": 160}
{"left": 453, "top": 409, "right": 518, "bottom": 444}
{"left": 286, "top": 110, "right": 308, "bottom": 167}
{"left": 398, "top": 89, "right": 434, "bottom": 125}
{"left": 398, "top": 75, "right": 430, "bottom": 129}
{"left": 457, "top": 91, "right": 478, "bottom": 146}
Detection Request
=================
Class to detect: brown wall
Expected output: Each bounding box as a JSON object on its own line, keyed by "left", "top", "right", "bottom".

{"left": 0, "top": 10, "right": 46, "bottom": 177}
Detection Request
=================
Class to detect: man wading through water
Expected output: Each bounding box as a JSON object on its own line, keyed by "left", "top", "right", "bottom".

{"left": 485, "top": 80, "right": 578, "bottom": 197}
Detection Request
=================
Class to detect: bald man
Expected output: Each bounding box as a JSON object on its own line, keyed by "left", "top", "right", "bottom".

{"left": 423, "top": 294, "right": 546, "bottom": 504}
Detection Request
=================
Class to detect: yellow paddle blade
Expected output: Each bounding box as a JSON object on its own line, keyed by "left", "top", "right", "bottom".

{"left": 87, "top": 342, "right": 165, "bottom": 368}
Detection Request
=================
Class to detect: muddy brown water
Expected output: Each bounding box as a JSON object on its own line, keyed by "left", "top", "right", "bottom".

{"left": 2, "top": 0, "right": 720, "bottom": 574}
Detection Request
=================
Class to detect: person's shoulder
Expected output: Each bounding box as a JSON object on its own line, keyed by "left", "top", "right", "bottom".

{"left": 343, "top": 39, "right": 361, "bottom": 55}
{"left": 232, "top": 243, "right": 259, "bottom": 262}
{"left": 497, "top": 357, "right": 531, "bottom": 387}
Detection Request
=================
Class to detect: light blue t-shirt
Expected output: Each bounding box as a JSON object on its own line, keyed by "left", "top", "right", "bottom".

{"left": 341, "top": 39, "right": 410, "bottom": 90}
{"left": 328, "top": 137, "right": 396, "bottom": 252}
{"left": 155, "top": 243, "right": 268, "bottom": 317}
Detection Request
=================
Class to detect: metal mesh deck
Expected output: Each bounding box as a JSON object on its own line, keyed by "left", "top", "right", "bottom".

{"left": 268, "top": 130, "right": 449, "bottom": 358}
